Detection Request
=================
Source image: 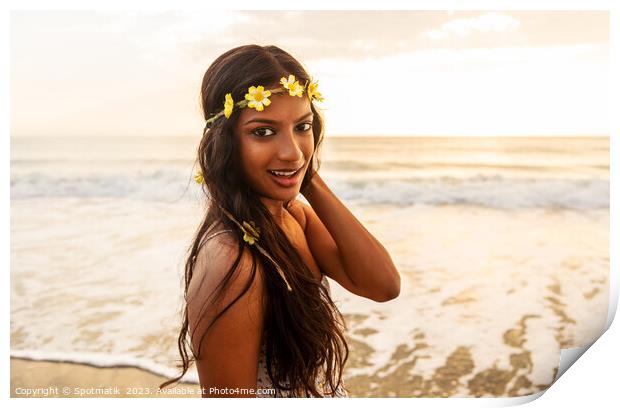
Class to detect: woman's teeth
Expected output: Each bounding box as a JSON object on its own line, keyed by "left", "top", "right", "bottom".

{"left": 269, "top": 169, "right": 297, "bottom": 177}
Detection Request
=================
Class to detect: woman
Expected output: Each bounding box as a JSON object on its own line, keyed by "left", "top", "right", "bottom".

{"left": 159, "top": 44, "right": 400, "bottom": 397}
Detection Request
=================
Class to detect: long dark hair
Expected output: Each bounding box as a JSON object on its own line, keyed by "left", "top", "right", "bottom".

{"left": 159, "top": 44, "right": 349, "bottom": 397}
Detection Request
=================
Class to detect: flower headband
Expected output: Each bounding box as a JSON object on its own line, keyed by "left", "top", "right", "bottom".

{"left": 204, "top": 74, "right": 323, "bottom": 128}
{"left": 198, "top": 74, "right": 323, "bottom": 184}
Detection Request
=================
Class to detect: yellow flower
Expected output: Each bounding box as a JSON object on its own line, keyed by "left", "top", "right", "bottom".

{"left": 307, "top": 80, "right": 324, "bottom": 102}
{"left": 244, "top": 86, "right": 272, "bottom": 112}
{"left": 194, "top": 170, "right": 204, "bottom": 185}
{"left": 241, "top": 221, "right": 261, "bottom": 245}
{"left": 279, "top": 74, "right": 304, "bottom": 97}
{"left": 224, "top": 93, "right": 234, "bottom": 118}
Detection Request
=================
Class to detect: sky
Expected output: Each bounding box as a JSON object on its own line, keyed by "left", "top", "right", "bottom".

{"left": 10, "top": 10, "right": 609, "bottom": 137}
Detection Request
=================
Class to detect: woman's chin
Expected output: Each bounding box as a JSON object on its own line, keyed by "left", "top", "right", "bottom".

{"left": 258, "top": 188, "right": 300, "bottom": 204}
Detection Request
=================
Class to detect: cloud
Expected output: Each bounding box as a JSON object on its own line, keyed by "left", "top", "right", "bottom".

{"left": 310, "top": 43, "right": 608, "bottom": 136}
{"left": 10, "top": 11, "right": 609, "bottom": 137}
{"left": 423, "top": 12, "right": 521, "bottom": 40}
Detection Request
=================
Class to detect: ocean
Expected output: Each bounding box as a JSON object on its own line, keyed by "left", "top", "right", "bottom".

{"left": 10, "top": 135, "right": 609, "bottom": 397}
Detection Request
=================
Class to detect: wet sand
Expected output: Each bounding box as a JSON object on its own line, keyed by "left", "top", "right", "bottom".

{"left": 341, "top": 314, "right": 555, "bottom": 397}
{"left": 11, "top": 206, "right": 608, "bottom": 398}
{"left": 330, "top": 205, "right": 609, "bottom": 398}
{"left": 10, "top": 358, "right": 201, "bottom": 398}
{"left": 11, "top": 323, "right": 555, "bottom": 399}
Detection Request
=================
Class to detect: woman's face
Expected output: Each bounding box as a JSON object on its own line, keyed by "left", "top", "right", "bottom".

{"left": 234, "top": 91, "right": 315, "bottom": 205}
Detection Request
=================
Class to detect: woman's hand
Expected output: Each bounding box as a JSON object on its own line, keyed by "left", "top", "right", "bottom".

{"left": 300, "top": 168, "right": 319, "bottom": 197}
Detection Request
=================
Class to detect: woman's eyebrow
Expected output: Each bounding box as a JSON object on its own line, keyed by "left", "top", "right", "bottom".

{"left": 243, "top": 112, "right": 313, "bottom": 126}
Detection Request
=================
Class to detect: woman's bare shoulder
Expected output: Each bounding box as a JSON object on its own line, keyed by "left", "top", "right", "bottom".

{"left": 186, "top": 225, "right": 266, "bottom": 395}
{"left": 187, "top": 225, "right": 264, "bottom": 315}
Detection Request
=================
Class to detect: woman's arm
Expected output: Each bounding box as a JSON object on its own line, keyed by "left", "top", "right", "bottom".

{"left": 301, "top": 173, "right": 400, "bottom": 302}
{"left": 187, "top": 234, "right": 265, "bottom": 397}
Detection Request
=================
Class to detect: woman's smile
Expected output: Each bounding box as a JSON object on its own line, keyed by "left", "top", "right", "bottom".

{"left": 267, "top": 165, "right": 304, "bottom": 188}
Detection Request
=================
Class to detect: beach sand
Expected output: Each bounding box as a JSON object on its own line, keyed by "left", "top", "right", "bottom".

{"left": 11, "top": 329, "right": 554, "bottom": 399}
{"left": 10, "top": 204, "right": 608, "bottom": 398}
{"left": 10, "top": 358, "right": 201, "bottom": 398}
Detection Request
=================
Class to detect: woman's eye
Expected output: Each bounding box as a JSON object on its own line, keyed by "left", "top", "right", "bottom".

{"left": 252, "top": 123, "right": 312, "bottom": 137}
{"left": 252, "top": 128, "right": 275, "bottom": 137}
{"left": 298, "top": 122, "right": 313, "bottom": 132}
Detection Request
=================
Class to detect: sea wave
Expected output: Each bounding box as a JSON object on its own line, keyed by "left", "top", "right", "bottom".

{"left": 329, "top": 175, "right": 609, "bottom": 210}
{"left": 10, "top": 171, "right": 609, "bottom": 210}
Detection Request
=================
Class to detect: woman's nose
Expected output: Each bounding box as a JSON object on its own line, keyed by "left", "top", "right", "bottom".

{"left": 277, "top": 128, "right": 304, "bottom": 162}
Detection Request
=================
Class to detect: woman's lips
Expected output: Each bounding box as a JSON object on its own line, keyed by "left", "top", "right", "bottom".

{"left": 267, "top": 167, "right": 303, "bottom": 188}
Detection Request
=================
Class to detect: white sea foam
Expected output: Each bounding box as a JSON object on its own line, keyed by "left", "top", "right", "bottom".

{"left": 328, "top": 175, "right": 609, "bottom": 210}
{"left": 10, "top": 170, "right": 608, "bottom": 210}
{"left": 10, "top": 349, "right": 199, "bottom": 384}
{"left": 11, "top": 135, "right": 609, "bottom": 209}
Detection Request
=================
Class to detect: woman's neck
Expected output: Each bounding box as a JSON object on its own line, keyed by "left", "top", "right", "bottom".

{"left": 259, "top": 197, "right": 287, "bottom": 226}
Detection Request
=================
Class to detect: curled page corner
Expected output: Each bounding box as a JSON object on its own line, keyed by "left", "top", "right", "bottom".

{"left": 494, "top": 344, "right": 598, "bottom": 406}
{"left": 554, "top": 344, "right": 593, "bottom": 383}
{"left": 552, "top": 280, "right": 617, "bottom": 385}
{"left": 543, "top": 270, "right": 617, "bottom": 397}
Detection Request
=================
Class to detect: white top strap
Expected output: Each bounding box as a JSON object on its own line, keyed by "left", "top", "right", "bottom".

{"left": 196, "top": 229, "right": 235, "bottom": 255}
{"left": 204, "top": 229, "right": 235, "bottom": 242}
